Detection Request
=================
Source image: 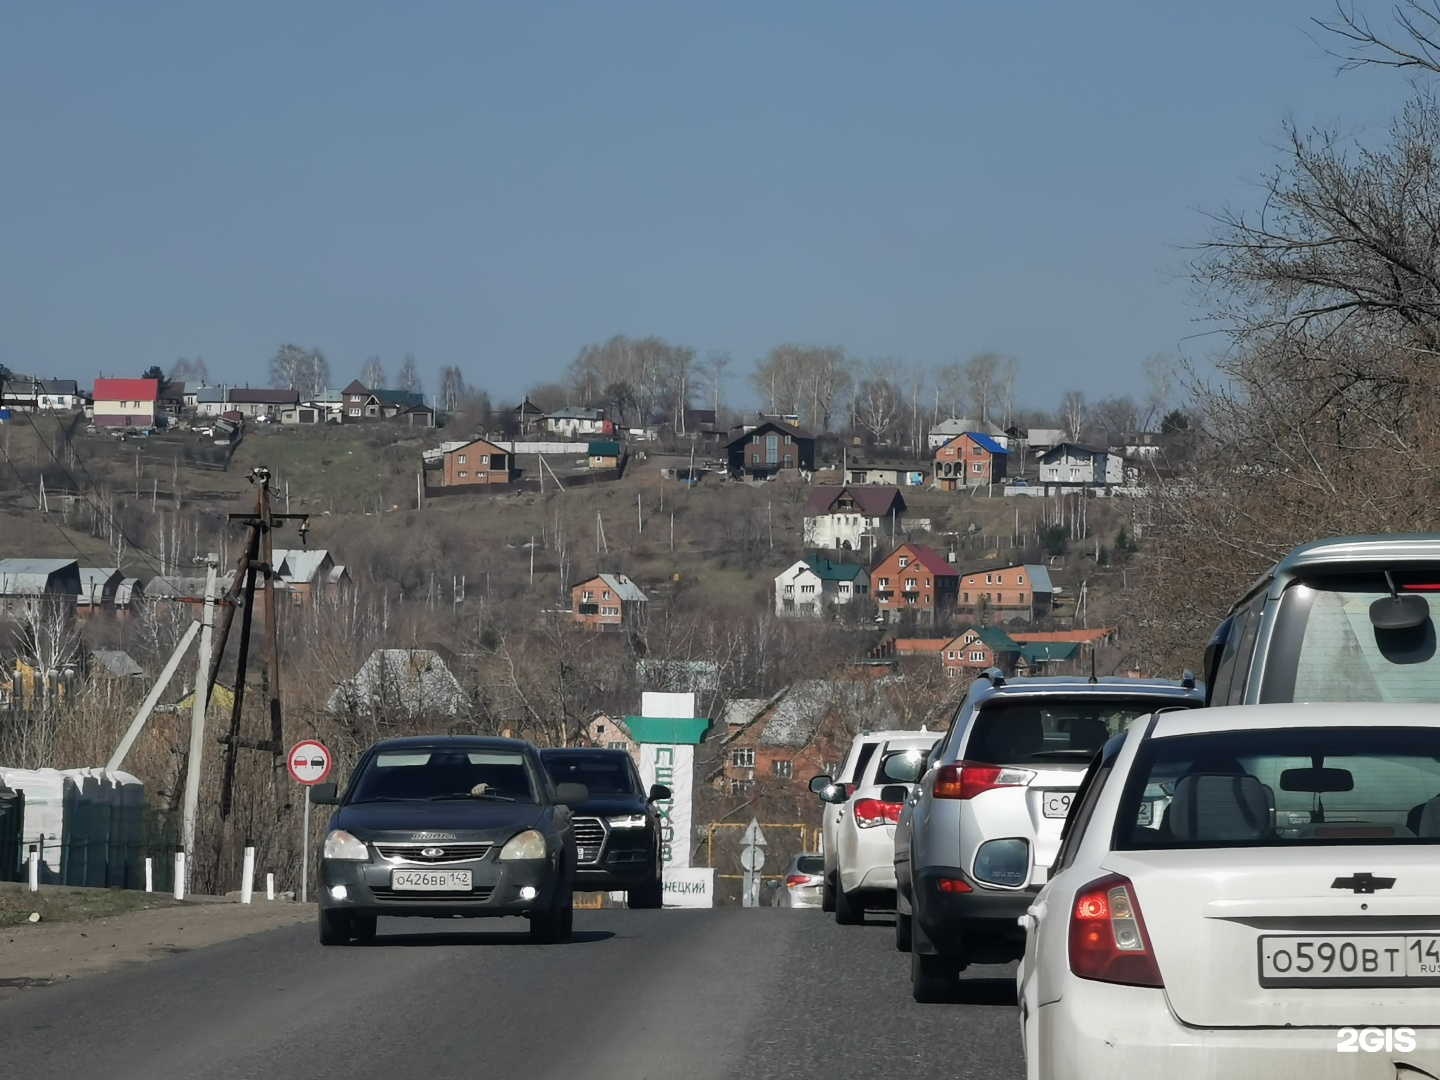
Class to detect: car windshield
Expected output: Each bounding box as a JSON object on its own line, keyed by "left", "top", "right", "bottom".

{"left": 795, "top": 855, "right": 824, "bottom": 874}
{"left": 1116, "top": 726, "right": 1440, "bottom": 849}
{"left": 541, "top": 754, "right": 638, "bottom": 796}
{"left": 964, "top": 697, "right": 1185, "bottom": 766}
{"left": 1261, "top": 572, "right": 1440, "bottom": 703}
{"left": 348, "top": 749, "right": 538, "bottom": 804}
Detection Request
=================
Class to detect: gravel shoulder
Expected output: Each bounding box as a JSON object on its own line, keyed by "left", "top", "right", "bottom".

{"left": 0, "top": 895, "right": 310, "bottom": 993}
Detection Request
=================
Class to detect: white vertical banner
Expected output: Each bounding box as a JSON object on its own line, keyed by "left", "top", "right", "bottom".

{"left": 639, "top": 743, "right": 693, "bottom": 871}
{"left": 641, "top": 692, "right": 695, "bottom": 719}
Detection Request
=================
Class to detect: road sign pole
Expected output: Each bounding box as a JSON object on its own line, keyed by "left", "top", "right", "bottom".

{"left": 300, "top": 793, "right": 311, "bottom": 905}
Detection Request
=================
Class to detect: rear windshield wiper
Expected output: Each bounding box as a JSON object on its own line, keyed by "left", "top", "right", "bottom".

{"left": 1027, "top": 749, "right": 1101, "bottom": 759}
{"left": 426, "top": 792, "right": 518, "bottom": 802}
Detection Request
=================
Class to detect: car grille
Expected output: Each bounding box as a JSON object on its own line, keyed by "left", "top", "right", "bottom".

{"left": 572, "top": 817, "right": 606, "bottom": 864}
{"left": 374, "top": 843, "right": 493, "bottom": 865}
{"left": 369, "top": 885, "right": 496, "bottom": 904}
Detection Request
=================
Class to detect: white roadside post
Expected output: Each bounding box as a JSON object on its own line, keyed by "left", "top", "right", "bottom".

{"left": 286, "top": 740, "right": 332, "bottom": 905}
{"left": 144, "top": 856, "right": 154, "bottom": 893}
{"left": 266, "top": 872, "right": 275, "bottom": 901}
{"left": 173, "top": 846, "right": 186, "bottom": 901}
{"left": 240, "top": 839, "right": 256, "bottom": 904}
{"left": 27, "top": 844, "right": 38, "bottom": 893}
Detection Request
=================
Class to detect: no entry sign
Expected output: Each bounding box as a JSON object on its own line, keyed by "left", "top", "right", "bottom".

{"left": 287, "top": 740, "right": 331, "bottom": 785}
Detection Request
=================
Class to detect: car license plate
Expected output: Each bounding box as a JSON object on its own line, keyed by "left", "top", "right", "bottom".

{"left": 1259, "top": 935, "right": 1440, "bottom": 986}
{"left": 1041, "top": 792, "right": 1073, "bottom": 819}
{"left": 391, "top": 869, "right": 472, "bottom": 891}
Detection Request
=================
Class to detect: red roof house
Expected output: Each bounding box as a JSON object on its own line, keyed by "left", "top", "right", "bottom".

{"left": 92, "top": 378, "right": 160, "bottom": 428}
{"left": 870, "top": 542, "right": 958, "bottom": 624}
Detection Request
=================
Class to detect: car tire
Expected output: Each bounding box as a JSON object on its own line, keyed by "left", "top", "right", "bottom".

{"left": 629, "top": 875, "right": 664, "bottom": 909}
{"left": 530, "top": 895, "right": 574, "bottom": 944}
{"left": 911, "top": 949, "right": 955, "bottom": 1003}
{"left": 318, "top": 906, "right": 351, "bottom": 946}
{"left": 822, "top": 876, "right": 836, "bottom": 913}
{"left": 834, "top": 883, "right": 864, "bottom": 926}
{"left": 895, "top": 910, "right": 913, "bottom": 952}
{"left": 352, "top": 915, "right": 377, "bottom": 944}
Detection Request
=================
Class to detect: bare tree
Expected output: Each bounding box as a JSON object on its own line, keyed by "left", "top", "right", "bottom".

{"left": 361, "top": 356, "right": 387, "bottom": 390}
{"left": 1140, "top": 353, "right": 1176, "bottom": 432}
{"left": 439, "top": 366, "right": 468, "bottom": 413}
{"left": 1059, "top": 390, "right": 1088, "bottom": 442}
{"left": 853, "top": 362, "right": 904, "bottom": 443}
{"left": 700, "top": 351, "right": 732, "bottom": 415}
{"left": 269, "top": 344, "right": 309, "bottom": 390}
{"left": 396, "top": 353, "right": 423, "bottom": 394}
{"left": 1091, "top": 395, "right": 1141, "bottom": 444}
{"left": 1316, "top": 1, "right": 1440, "bottom": 74}
{"left": 962, "top": 351, "right": 1001, "bottom": 425}
{"left": 169, "top": 357, "right": 209, "bottom": 385}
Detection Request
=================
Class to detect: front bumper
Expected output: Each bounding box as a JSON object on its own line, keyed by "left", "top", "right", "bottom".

{"left": 1037, "top": 978, "right": 1440, "bottom": 1079}
{"left": 913, "top": 865, "right": 1037, "bottom": 955}
{"left": 319, "top": 856, "right": 561, "bottom": 918}
{"left": 571, "top": 820, "right": 657, "bottom": 890}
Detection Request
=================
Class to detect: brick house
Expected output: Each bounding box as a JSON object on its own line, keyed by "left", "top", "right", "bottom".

{"left": 571, "top": 573, "right": 648, "bottom": 631}
{"left": 957, "top": 563, "right": 1054, "bottom": 622}
{"left": 726, "top": 420, "right": 816, "bottom": 478}
{"left": 940, "top": 626, "right": 1022, "bottom": 678}
{"left": 870, "top": 543, "right": 958, "bottom": 624}
{"left": 587, "top": 441, "right": 621, "bottom": 469}
{"left": 92, "top": 378, "right": 159, "bottom": 428}
{"left": 802, "top": 486, "right": 905, "bottom": 551}
{"left": 341, "top": 380, "right": 370, "bottom": 419}
{"left": 442, "top": 437, "right": 513, "bottom": 486}
{"left": 270, "top": 549, "right": 350, "bottom": 606}
{"left": 934, "top": 432, "right": 1009, "bottom": 490}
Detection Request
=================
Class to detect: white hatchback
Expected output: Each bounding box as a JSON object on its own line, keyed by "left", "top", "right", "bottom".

{"left": 1018, "top": 702, "right": 1440, "bottom": 1080}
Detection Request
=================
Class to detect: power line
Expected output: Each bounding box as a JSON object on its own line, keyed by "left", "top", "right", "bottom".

{"left": 0, "top": 433, "right": 96, "bottom": 564}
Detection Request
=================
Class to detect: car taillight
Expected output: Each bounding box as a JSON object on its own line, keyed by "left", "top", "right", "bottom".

{"left": 852, "top": 798, "right": 903, "bottom": 828}
{"left": 936, "top": 877, "right": 972, "bottom": 893}
{"left": 932, "top": 761, "right": 1037, "bottom": 799}
{"left": 1068, "top": 874, "right": 1163, "bottom": 987}
{"left": 784, "top": 874, "right": 810, "bottom": 888}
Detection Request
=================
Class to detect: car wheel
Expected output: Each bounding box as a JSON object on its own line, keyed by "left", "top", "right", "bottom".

{"left": 834, "top": 883, "right": 864, "bottom": 925}
{"left": 895, "top": 910, "right": 913, "bottom": 952}
{"left": 629, "top": 875, "right": 664, "bottom": 909}
{"left": 822, "top": 876, "right": 836, "bottom": 913}
{"left": 559, "top": 897, "right": 574, "bottom": 940}
{"left": 911, "top": 949, "right": 956, "bottom": 1003}
{"left": 352, "top": 915, "right": 377, "bottom": 944}
{"left": 318, "top": 906, "right": 351, "bottom": 946}
{"left": 530, "top": 894, "right": 573, "bottom": 944}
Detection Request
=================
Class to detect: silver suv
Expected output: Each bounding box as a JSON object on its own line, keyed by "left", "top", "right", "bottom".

{"left": 890, "top": 671, "right": 1204, "bottom": 1001}
{"left": 1205, "top": 534, "right": 1440, "bottom": 706}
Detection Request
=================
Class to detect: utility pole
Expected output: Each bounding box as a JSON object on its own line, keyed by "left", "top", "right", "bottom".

{"left": 180, "top": 556, "right": 218, "bottom": 895}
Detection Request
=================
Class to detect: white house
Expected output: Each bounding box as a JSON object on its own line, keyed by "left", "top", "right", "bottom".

{"left": 802, "top": 486, "right": 906, "bottom": 552}
{"left": 1038, "top": 443, "right": 1125, "bottom": 487}
{"left": 927, "top": 417, "right": 1006, "bottom": 451}
{"left": 542, "top": 407, "right": 610, "bottom": 437}
{"left": 774, "top": 556, "right": 871, "bottom": 617}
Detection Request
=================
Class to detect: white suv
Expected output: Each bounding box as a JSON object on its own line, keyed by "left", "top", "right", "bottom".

{"left": 828, "top": 732, "right": 938, "bottom": 925}
{"left": 810, "top": 728, "right": 930, "bottom": 914}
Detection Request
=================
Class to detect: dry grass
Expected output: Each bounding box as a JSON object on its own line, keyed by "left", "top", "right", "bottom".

{"left": 0, "top": 881, "right": 183, "bottom": 928}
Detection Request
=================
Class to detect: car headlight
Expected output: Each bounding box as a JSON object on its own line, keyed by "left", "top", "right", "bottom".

{"left": 499, "top": 829, "right": 547, "bottom": 860}
{"left": 607, "top": 813, "right": 648, "bottom": 829}
{"left": 322, "top": 829, "right": 369, "bottom": 861}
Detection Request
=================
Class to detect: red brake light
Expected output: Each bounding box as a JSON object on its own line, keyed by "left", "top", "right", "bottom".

{"left": 1067, "top": 873, "right": 1163, "bottom": 987}
{"left": 852, "top": 798, "right": 903, "bottom": 828}
{"left": 936, "top": 877, "right": 972, "bottom": 893}
{"left": 784, "top": 874, "right": 809, "bottom": 888}
{"left": 932, "top": 761, "right": 1035, "bottom": 800}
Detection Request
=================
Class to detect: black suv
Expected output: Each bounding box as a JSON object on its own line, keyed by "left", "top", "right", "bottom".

{"left": 311, "top": 735, "right": 587, "bottom": 945}
{"left": 540, "top": 748, "right": 669, "bottom": 908}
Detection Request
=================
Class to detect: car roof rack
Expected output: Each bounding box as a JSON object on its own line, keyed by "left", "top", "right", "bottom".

{"left": 979, "top": 667, "right": 1006, "bottom": 687}
{"left": 1181, "top": 670, "right": 1196, "bottom": 690}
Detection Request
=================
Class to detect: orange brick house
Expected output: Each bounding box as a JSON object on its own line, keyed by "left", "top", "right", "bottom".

{"left": 871, "top": 543, "right": 959, "bottom": 624}
{"left": 957, "top": 563, "right": 1054, "bottom": 622}
{"left": 934, "top": 432, "right": 1009, "bottom": 490}
{"left": 940, "top": 626, "right": 1022, "bottom": 678}
{"left": 570, "top": 573, "right": 648, "bottom": 631}
{"left": 442, "top": 437, "right": 513, "bottom": 486}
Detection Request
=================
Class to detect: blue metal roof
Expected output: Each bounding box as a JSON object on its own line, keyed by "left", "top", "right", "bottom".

{"left": 1024, "top": 563, "right": 1053, "bottom": 594}
{"left": 964, "top": 432, "right": 1009, "bottom": 455}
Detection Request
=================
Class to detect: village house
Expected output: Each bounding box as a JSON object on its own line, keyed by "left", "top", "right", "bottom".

{"left": 941, "top": 626, "right": 1023, "bottom": 678}
{"left": 726, "top": 420, "right": 816, "bottom": 479}
{"left": 587, "top": 441, "right": 621, "bottom": 469}
{"left": 0, "top": 558, "right": 82, "bottom": 618}
{"left": 570, "top": 573, "right": 648, "bottom": 631}
{"left": 957, "top": 563, "right": 1054, "bottom": 623}
{"left": 934, "top": 432, "right": 1009, "bottom": 490}
{"left": 773, "top": 555, "right": 870, "bottom": 616}
{"left": 76, "top": 567, "right": 124, "bottom": 616}
{"left": 582, "top": 712, "right": 638, "bottom": 757}
{"left": 542, "top": 407, "right": 611, "bottom": 437}
{"left": 842, "top": 463, "right": 927, "bottom": 486}
{"left": 870, "top": 543, "right": 958, "bottom": 624}
{"left": 927, "top": 417, "right": 1007, "bottom": 451}
{"left": 270, "top": 549, "right": 350, "bottom": 605}
{"left": 442, "top": 437, "right": 513, "bottom": 486}
{"left": 803, "top": 486, "right": 905, "bottom": 551}
{"left": 92, "top": 378, "right": 159, "bottom": 428}
{"left": 1038, "top": 443, "right": 1125, "bottom": 489}
{"left": 327, "top": 648, "right": 467, "bottom": 719}
{"left": 227, "top": 388, "right": 300, "bottom": 420}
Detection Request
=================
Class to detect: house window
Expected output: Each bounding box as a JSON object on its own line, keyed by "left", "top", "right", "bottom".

{"left": 458, "top": 454, "right": 467, "bottom": 464}
{"left": 898, "top": 556, "right": 909, "bottom": 568}
{"left": 986, "top": 574, "right": 993, "bottom": 584}
{"left": 973, "top": 462, "right": 983, "bottom": 473}
{"left": 1017, "top": 574, "right": 1024, "bottom": 584}
{"left": 730, "top": 748, "right": 755, "bottom": 768}
{"left": 783, "top": 584, "right": 794, "bottom": 595}
{"left": 582, "top": 590, "right": 593, "bottom": 601}
{"left": 480, "top": 455, "right": 488, "bottom": 465}
{"left": 730, "top": 778, "right": 753, "bottom": 796}
{"left": 839, "top": 583, "right": 850, "bottom": 594}
{"left": 603, "top": 591, "right": 612, "bottom": 600}
{"left": 970, "top": 651, "right": 986, "bottom": 662}
{"left": 906, "top": 578, "right": 917, "bottom": 590}
{"left": 596, "top": 723, "right": 606, "bottom": 734}
{"left": 963, "top": 592, "right": 969, "bottom": 602}
{"left": 877, "top": 577, "right": 889, "bottom": 588}
{"left": 800, "top": 584, "right": 815, "bottom": 594}
{"left": 607, "top": 741, "right": 628, "bottom": 751}
{"left": 771, "top": 760, "right": 793, "bottom": 779}
{"left": 458, "top": 471, "right": 468, "bottom": 477}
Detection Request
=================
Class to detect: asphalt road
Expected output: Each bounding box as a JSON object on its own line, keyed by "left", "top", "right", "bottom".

{"left": 0, "top": 907, "right": 1024, "bottom": 1079}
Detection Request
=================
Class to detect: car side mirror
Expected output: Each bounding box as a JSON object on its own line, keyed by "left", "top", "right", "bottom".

{"left": 879, "top": 784, "right": 909, "bottom": 803}
{"left": 308, "top": 782, "right": 339, "bottom": 805}
{"left": 818, "top": 784, "right": 849, "bottom": 805}
{"left": 764, "top": 878, "right": 781, "bottom": 889}
{"left": 555, "top": 782, "right": 590, "bottom": 807}
{"left": 807, "top": 774, "right": 833, "bottom": 795}
{"left": 648, "top": 784, "right": 672, "bottom": 803}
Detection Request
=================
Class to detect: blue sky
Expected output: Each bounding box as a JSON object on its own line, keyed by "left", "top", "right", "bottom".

{"left": 0, "top": 1, "right": 1410, "bottom": 413}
